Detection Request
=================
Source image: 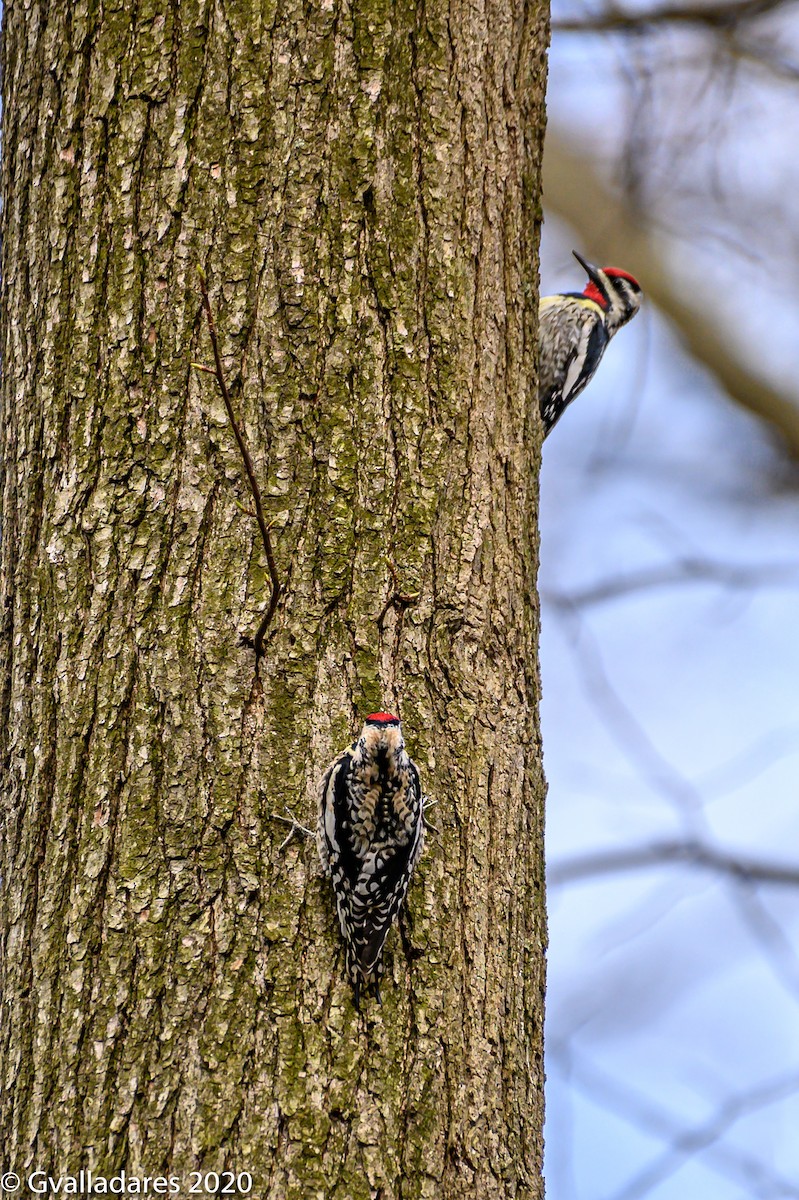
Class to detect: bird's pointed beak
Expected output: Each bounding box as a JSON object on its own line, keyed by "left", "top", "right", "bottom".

{"left": 572, "top": 250, "right": 604, "bottom": 290}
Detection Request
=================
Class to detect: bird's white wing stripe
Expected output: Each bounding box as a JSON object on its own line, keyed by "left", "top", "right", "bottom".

{"left": 323, "top": 762, "right": 342, "bottom": 851}
{"left": 561, "top": 319, "right": 594, "bottom": 403}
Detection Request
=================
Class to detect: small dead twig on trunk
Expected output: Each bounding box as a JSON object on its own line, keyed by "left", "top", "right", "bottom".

{"left": 192, "top": 268, "right": 281, "bottom": 658}
{"left": 376, "top": 560, "right": 420, "bottom": 628}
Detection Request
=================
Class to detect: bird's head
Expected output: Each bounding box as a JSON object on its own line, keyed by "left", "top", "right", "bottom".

{"left": 574, "top": 251, "right": 643, "bottom": 333}
{"left": 360, "top": 712, "right": 404, "bottom": 753}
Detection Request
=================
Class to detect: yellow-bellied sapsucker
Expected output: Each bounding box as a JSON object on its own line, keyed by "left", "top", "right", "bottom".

{"left": 539, "top": 250, "right": 643, "bottom": 436}
{"left": 318, "top": 713, "right": 424, "bottom": 1006}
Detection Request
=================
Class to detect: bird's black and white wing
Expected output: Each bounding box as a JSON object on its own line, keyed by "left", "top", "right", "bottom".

{"left": 539, "top": 295, "right": 607, "bottom": 434}
{"left": 349, "top": 760, "right": 424, "bottom": 974}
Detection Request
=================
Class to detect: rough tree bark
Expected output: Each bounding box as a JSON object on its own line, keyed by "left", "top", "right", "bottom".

{"left": 0, "top": 0, "right": 549, "bottom": 1195}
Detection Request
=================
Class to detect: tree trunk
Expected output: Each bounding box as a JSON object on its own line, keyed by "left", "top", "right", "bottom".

{"left": 0, "top": 0, "right": 549, "bottom": 1195}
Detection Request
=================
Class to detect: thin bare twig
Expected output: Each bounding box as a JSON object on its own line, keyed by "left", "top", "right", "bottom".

{"left": 547, "top": 1044, "right": 799, "bottom": 1200}
{"left": 422, "top": 795, "right": 441, "bottom": 836}
{"left": 548, "top": 836, "right": 799, "bottom": 888}
{"left": 542, "top": 556, "right": 799, "bottom": 610}
{"left": 376, "top": 560, "right": 420, "bottom": 628}
{"left": 194, "top": 268, "right": 281, "bottom": 658}
{"left": 271, "top": 807, "right": 315, "bottom": 852}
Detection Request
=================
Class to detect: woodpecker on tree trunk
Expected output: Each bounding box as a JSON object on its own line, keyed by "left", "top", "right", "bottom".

{"left": 539, "top": 250, "right": 643, "bottom": 436}
{"left": 318, "top": 713, "right": 424, "bottom": 1007}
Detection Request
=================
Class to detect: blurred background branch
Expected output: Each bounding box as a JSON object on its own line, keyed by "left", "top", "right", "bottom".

{"left": 552, "top": 0, "right": 797, "bottom": 34}
{"left": 549, "top": 837, "right": 799, "bottom": 886}
{"left": 542, "top": 555, "right": 799, "bottom": 608}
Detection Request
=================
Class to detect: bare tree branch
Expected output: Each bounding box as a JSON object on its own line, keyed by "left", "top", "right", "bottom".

{"left": 553, "top": 606, "right": 709, "bottom": 828}
{"left": 552, "top": 0, "right": 796, "bottom": 34}
{"left": 729, "top": 880, "right": 799, "bottom": 1002}
{"left": 543, "top": 556, "right": 799, "bottom": 609}
{"left": 548, "top": 836, "right": 799, "bottom": 887}
{"left": 548, "top": 1045, "right": 799, "bottom": 1200}
{"left": 605, "top": 1068, "right": 799, "bottom": 1200}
